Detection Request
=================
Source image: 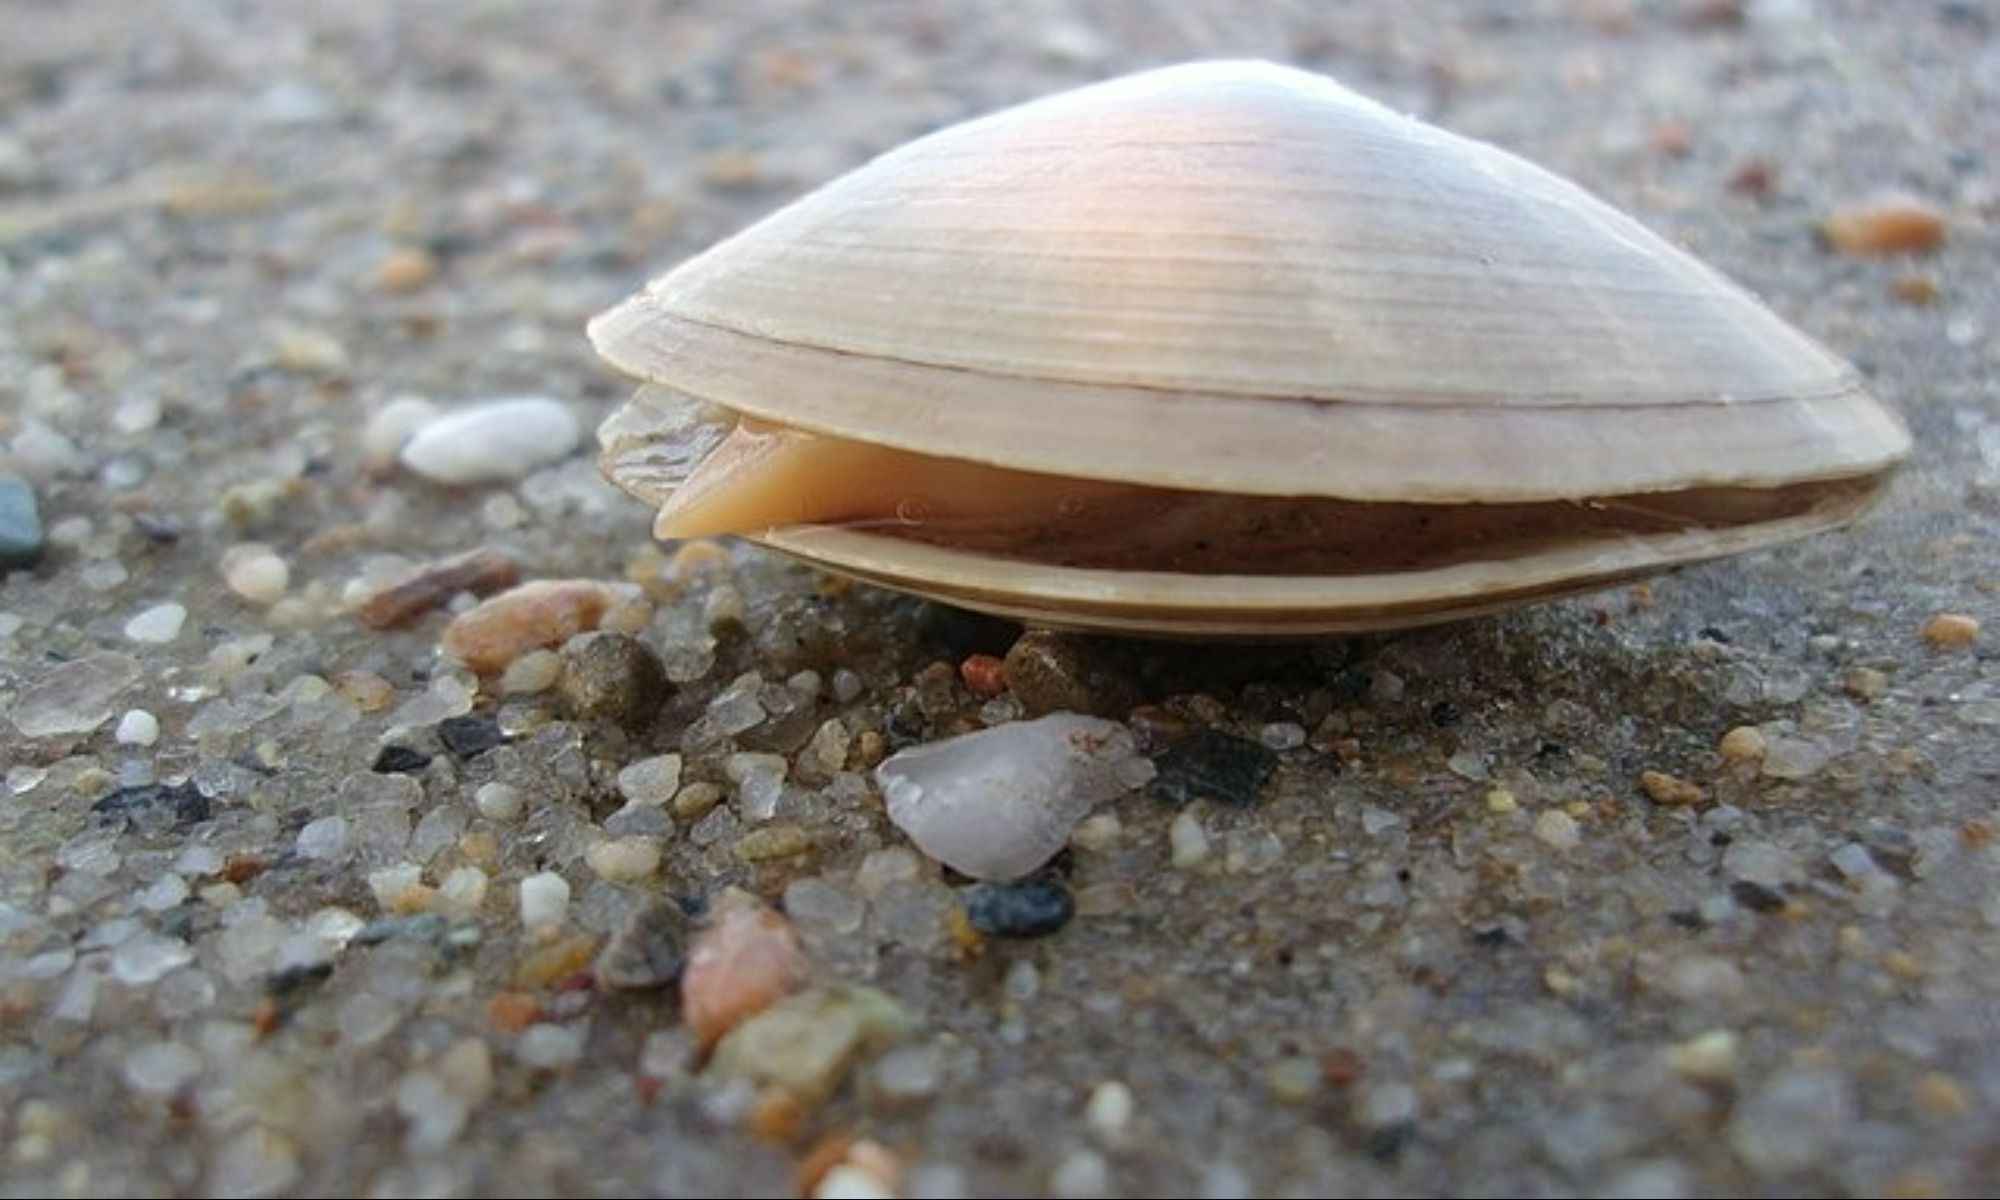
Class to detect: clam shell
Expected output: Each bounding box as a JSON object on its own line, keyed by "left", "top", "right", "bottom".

{"left": 590, "top": 60, "right": 1910, "bottom": 635}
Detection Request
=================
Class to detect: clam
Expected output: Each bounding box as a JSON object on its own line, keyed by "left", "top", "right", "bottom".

{"left": 590, "top": 61, "right": 1909, "bottom": 637}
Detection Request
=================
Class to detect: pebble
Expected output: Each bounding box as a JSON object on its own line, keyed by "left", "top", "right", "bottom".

{"left": 123, "top": 602, "right": 187, "bottom": 643}
{"left": 296, "top": 816, "right": 350, "bottom": 861}
{"left": 1150, "top": 729, "right": 1279, "bottom": 808}
{"left": 123, "top": 1040, "right": 203, "bottom": 1096}
{"left": 501, "top": 648, "right": 563, "bottom": 694}
{"left": 961, "top": 879, "right": 1075, "bottom": 938}
{"left": 1266, "top": 1056, "right": 1323, "bottom": 1104}
{"left": 681, "top": 893, "right": 809, "bottom": 1046}
{"left": 1760, "top": 736, "right": 1828, "bottom": 780}
{"left": 1534, "top": 809, "right": 1581, "bottom": 850}
{"left": 1842, "top": 666, "right": 1889, "bottom": 701}
{"left": 436, "top": 714, "right": 505, "bottom": 758}
{"left": 674, "top": 781, "right": 725, "bottom": 821}
{"left": 959, "top": 653, "right": 1007, "bottom": 697}
{"left": 1718, "top": 725, "right": 1767, "bottom": 763}
{"left": 516, "top": 1022, "right": 586, "bottom": 1069}
{"left": 401, "top": 398, "right": 581, "bottom": 484}
{"left": 13, "top": 653, "right": 141, "bottom": 737}
{"left": 372, "top": 745, "right": 432, "bottom": 774}
{"left": 356, "top": 546, "right": 520, "bottom": 629}
{"left": 1821, "top": 193, "right": 1947, "bottom": 256}
{"left": 707, "top": 984, "right": 917, "bottom": 1105}
{"left": 1070, "top": 812, "right": 1122, "bottom": 852}
{"left": 1084, "top": 1080, "right": 1134, "bottom": 1141}
{"left": 1001, "top": 630, "right": 1134, "bottom": 717}
{"left": 221, "top": 543, "right": 290, "bottom": 605}
{"left": 596, "top": 899, "right": 689, "bottom": 990}
{"left": 1639, "top": 770, "right": 1702, "bottom": 807}
{"left": 736, "top": 824, "right": 812, "bottom": 862}
{"left": 586, "top": 836, "right": 662, "bottom": 882}
{"left": 475, "top": 781, "right": 526, "bottom": 822}
{"left": 1727, "top": 1068, "right": 1853, "bottom": 1174}
{"left": 442, "top": 580, "right": 629, "bottom": 674}
{"left": 867, "top": 1042, "right": 944, "bottom": 1106}
{"left": 436, "top": 867, "right": 488, "bottom": 919}
{"left": 617, "top": 754, "right": 683, "bottom": 806}
{"left": 1667, "top": 1030, "right": 1739, "bottom": 1082}
{"left": 0, "top": 475, "right": 47, "bottom": 568}
{"left": 376, "top": 245, "right": 439, "bottom": 292}
{"left": 876, "top": 712, "right": 1142, "bottom": 880}
{"left": 556, "top": 632, "right": 669, "bottom": 728}
{"left": 115, "top": 709, "right": 160, "bottom": 746}
{"left": 1050, "top": 1149, "right": 1112, "bottom": 1199}
{"left": 518, "top": 871, "right": 571, "bottom": 932}
{"left": 369, "top": 863, "right": 431, "bottom": 913}
{"left": 1258, "top": 721, "right": 1306, "bottom": 751}
{"left": 1170, "top": 811, "right": 1212, "bottom": 868}
{"left": 1921, "top": 612, "right": 1979, "bottom": 650}
{"left": 210, "top": 1127, "right": 301, "bottom": 1199}
{"left": 360, "top": 395, "right": 441, "bottom": 473}
{"left": 785, "top": 877, "right": 866, "bottom": 937}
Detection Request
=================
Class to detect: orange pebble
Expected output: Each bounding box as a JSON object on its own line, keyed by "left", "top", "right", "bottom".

{"left": 680, "top": 892, "right": 809, "bottom": 1047}
{"left": 959, "top": 654, "right": 1007, "bottom": 697}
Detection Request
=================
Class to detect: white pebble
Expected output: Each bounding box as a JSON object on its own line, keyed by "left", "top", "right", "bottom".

{"left": 1259, "top": 721, "right": 1306, "bottom": 751}
{"left": 1534, "top": 809, "right": 1581, "bottom": 851}
{"left": 221, "top": 543, "right": 289, "bottom": 605}
{"left": 122, "top": 1041, "right": 203, "bottom": 1095}
{"left": 876, "top": 713, "right": 1141, "bottom": 880}
{"left": 295, "top": 816, "right": 350, "bottom": 861}
{"left": 112, "top": 394, "right": 163, "bottom": 434}
{"left": 831, "top": 668, "right": 864, "bottom": 703}
{"left": 475, "top": 781, "right": 525, "bottom": 822}
{"left": 1051, "top": 1148, "right": 1112, "bottom": 1199}
{"left": 137, "top": 873, "right": 189, "bottom": 911}
{"left": 1170, "top": 811, "right": 1211, "bottom": 868}
{"left": 815, "top": 1166, "right": 895, "bottom": 1200}
{"left": 585, "top": 837, "right": 661, "bottom": 882}
{"left": 115, "top": 709, "right": 160, "bottom": 746}
{"left": 123, "top": 602, "right": 186, "bottom": 643}
{"left": 514, "top": 1022, "right": 585, "bottom": 1068}
{"left": 500, "top": 648, "right": 562, "bottom": 694}
{"left": 616, "top": 754, "right": 682, "bottom": 806}
{"left": 1084, "top": 1080, "right": 1134, "bottom": 1141}
{"left": 518, "top": 871, "right": 570, "bottom": 930}
{"left": 436, "top": 867, "right": 488, "bottom": 919}
{"left": 400, "top": 397, "right": 580, "bottom": 484}
{"left": 367, "top": 863, "right": 424, "bottom": 910}
{"left": 1070, "top": 813, "right": 1122, "bottom": 853}
{"left": 359, "top": 395, "right": 440, "bottom": 472}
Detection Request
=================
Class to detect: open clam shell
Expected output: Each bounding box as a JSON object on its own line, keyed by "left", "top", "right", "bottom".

{"left": 590, "top": 60, "right": 1910, "bottom": 636}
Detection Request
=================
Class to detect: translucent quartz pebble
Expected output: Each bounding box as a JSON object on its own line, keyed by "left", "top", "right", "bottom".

{"left": 13, "top": 653, "right": 141, "bottom": 737}
{"left": 876, "top": 712, "right": 1141, "bottom": 880}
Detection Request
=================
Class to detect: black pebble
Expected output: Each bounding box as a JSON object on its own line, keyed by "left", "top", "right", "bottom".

{"left": 963, "top": 879, "right": 1075, "bottom": 938}
{"left": 436, "top": 714, "right": 505, "bottom": 759}
{"left": 372, "top": 745, "right": 432, "bottom": 774}
{"left": 91, "top": 780, "right": 210, "bottom": 832}
{"left": 1730, "top": 880, "right": 1787, "bottom": 913}
{"left": 1150, "top": 728, "right": 1278, "bottom": 808}
{"left": 1429, "top": 701, "right": 1461, "bottom": 727}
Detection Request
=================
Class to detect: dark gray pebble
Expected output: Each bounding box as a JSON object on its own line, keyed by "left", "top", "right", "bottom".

{"left": 437, "top": 714, "right": 505, "bottom": 758}
{"left": 1150, "top": 729, "right": 1278, "bottom": 808}
{"left": 963, "top": 879, "right": 1075, "bottom": 938}
{"left": 595, "top": 899, "right": 689, "bottom": 989}
{"left": 372, "top": 745, "right": 432, "bottom": 774}
{"left": 91, "top": 780, "right": 210, "bottom": 832}
{"left": 557, "top": 632, "right": 669, "bottom": 729}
